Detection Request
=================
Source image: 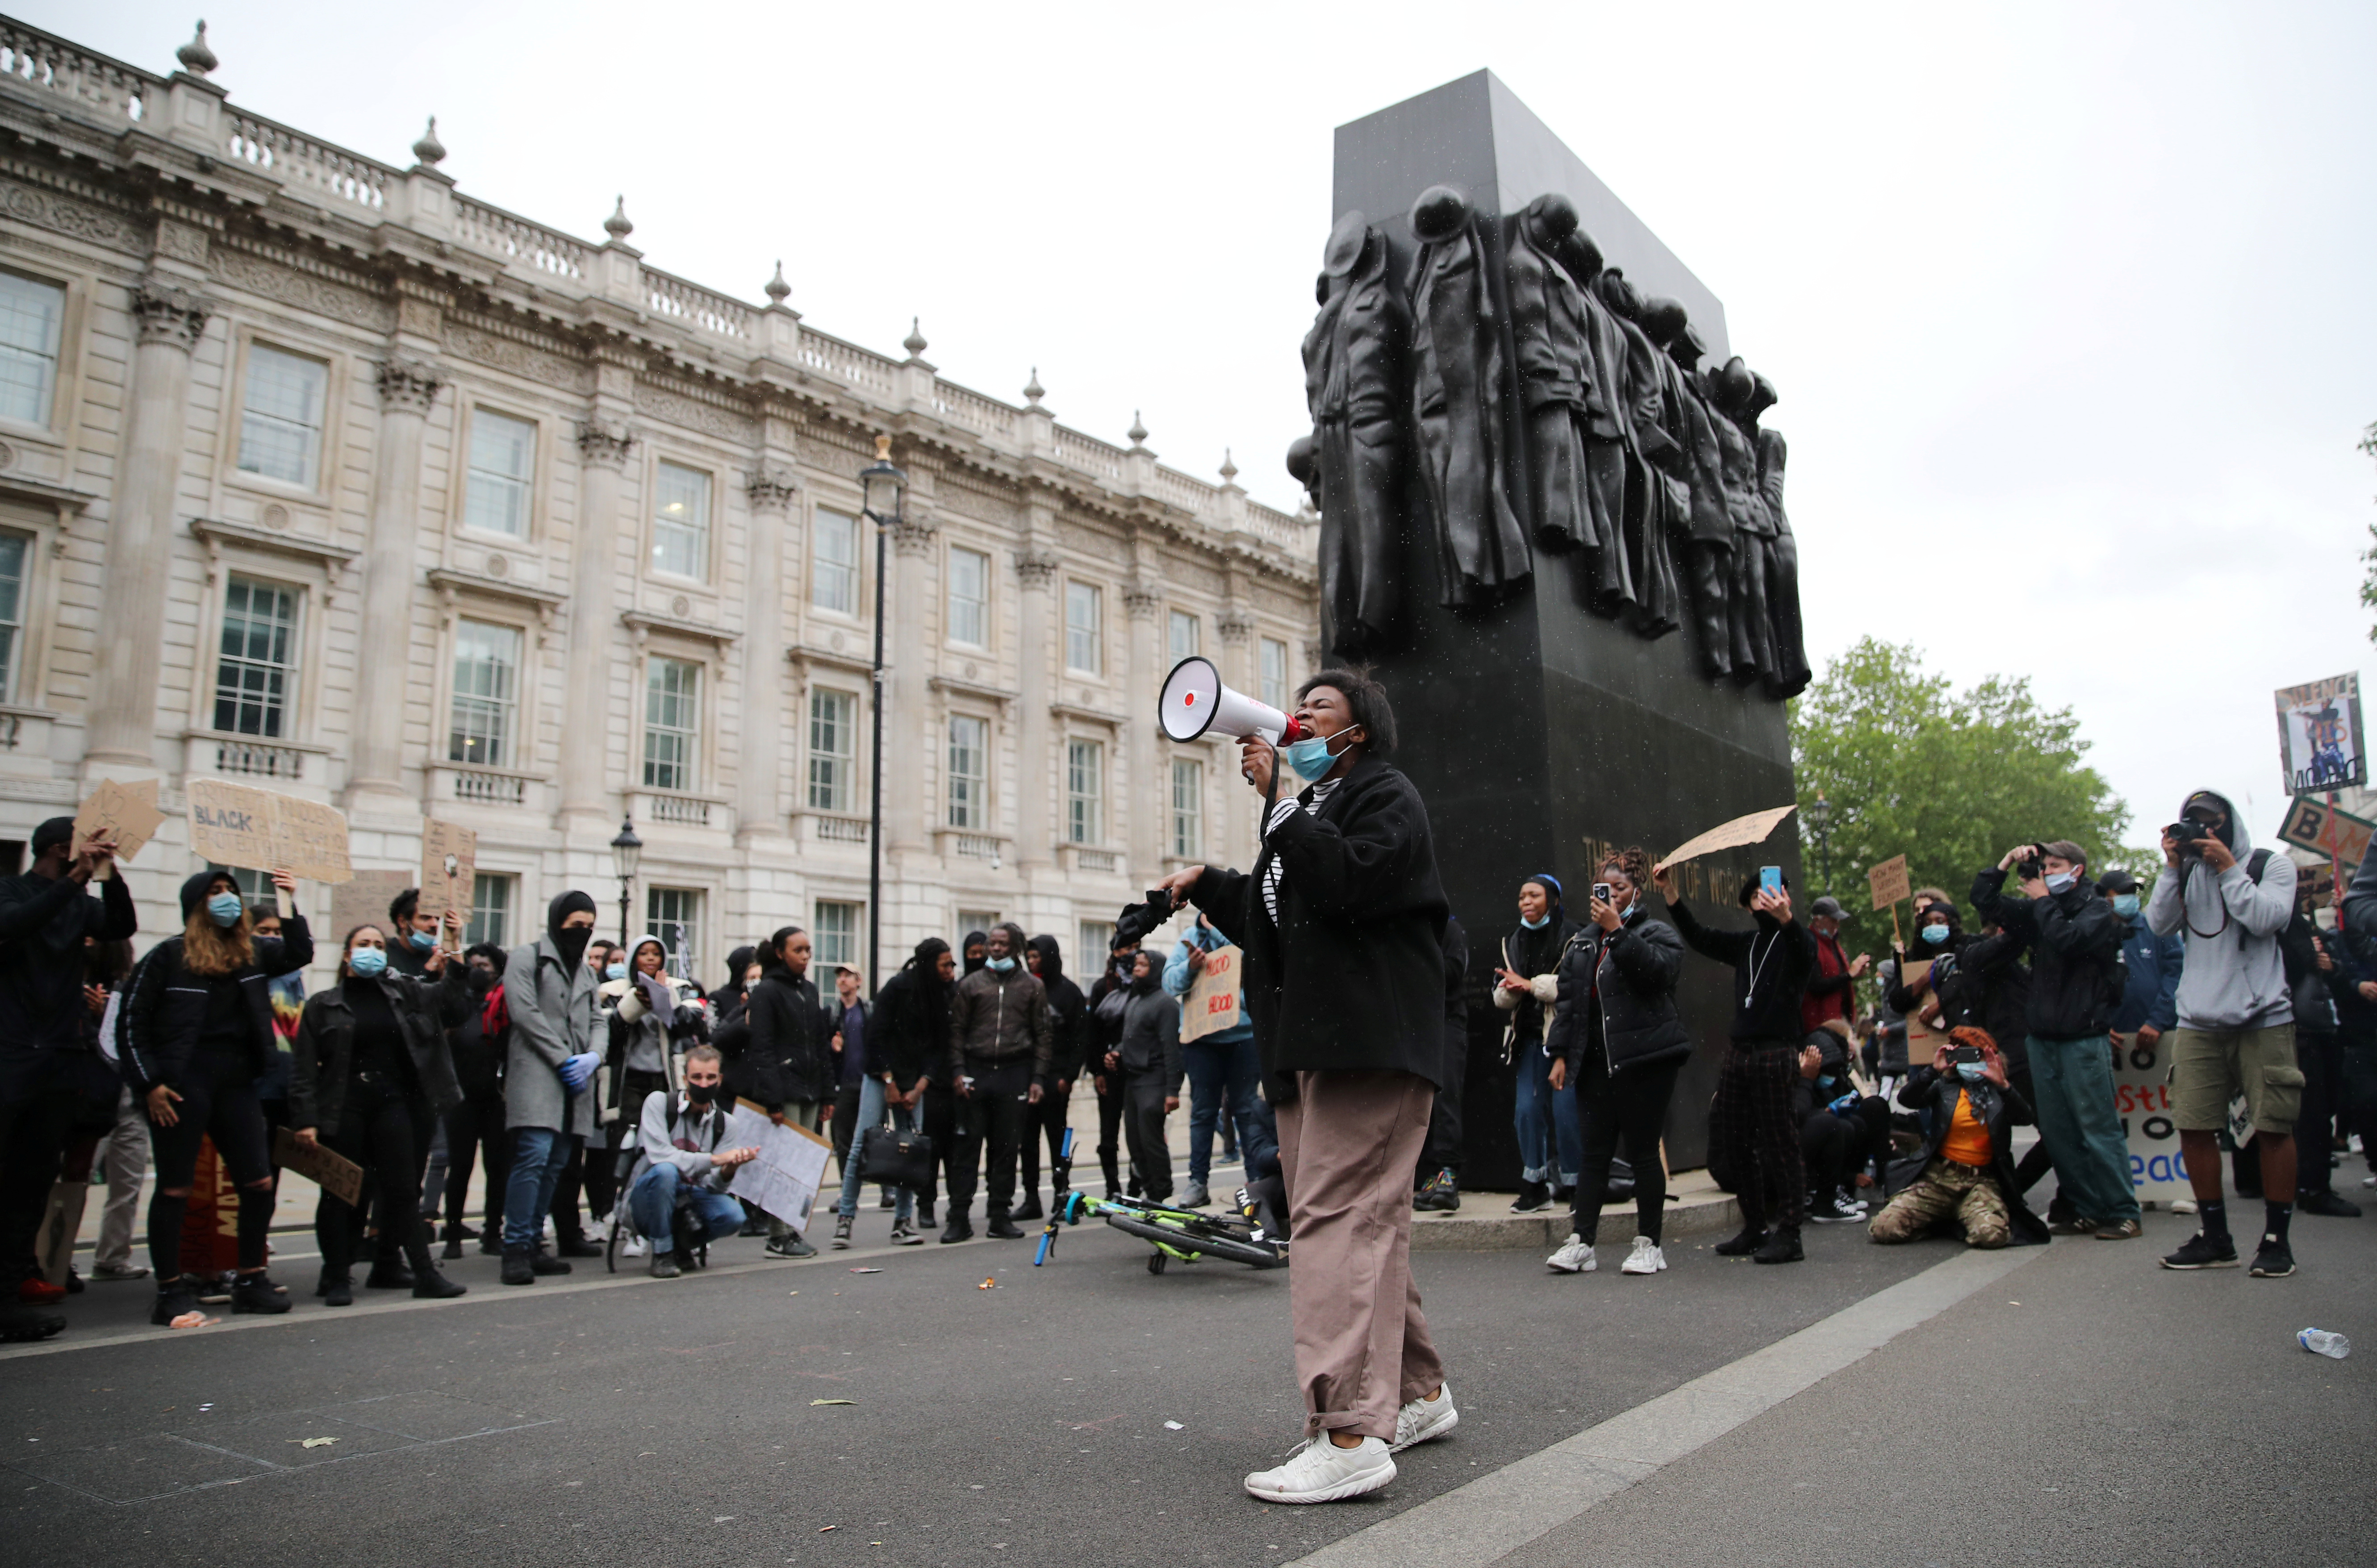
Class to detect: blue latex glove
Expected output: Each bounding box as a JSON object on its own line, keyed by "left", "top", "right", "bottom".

{"left": 560, "top": 1052, "right": 600, "bottom": 1092}
{"left": 1827, "top": 1091, "right": 1860, "bottom": 1117}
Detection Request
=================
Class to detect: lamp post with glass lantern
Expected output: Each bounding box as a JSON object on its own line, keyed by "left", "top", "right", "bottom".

{"left": 857, "top": 436, "right": 907, "bottom": 996}
{"left": 610, "top": 815, "right": 642, "bottom": 948}
{"left": 1806, "top": 791, "right": 1833, "bottom": 904}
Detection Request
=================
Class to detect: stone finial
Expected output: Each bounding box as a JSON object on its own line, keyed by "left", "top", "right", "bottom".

{"left": 903, "top": 317, "right": 928, "bottom": 358}
{"left": 764, "top": 260, "right": 790, "bottom": 304}
{"left": 177, "top": 20, "right": 218, "bottom": 76}
{"left": 1023, "top": 367, "right": 1044, "bottom": 406}
{"left": 411, "top": 116, "right": 446, "bottom": 167}
{"left": 1127, "top": 410, "right": 1148, "bottom": 448}
{"left": 1219, "top": 448, "right": 1239, "bottom": 484}
{"left": 603, "top": 196, "right": 634, "bottom": 240}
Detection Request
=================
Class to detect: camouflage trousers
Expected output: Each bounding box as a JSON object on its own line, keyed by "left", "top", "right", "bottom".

{"left": 1869, "top": 1157, "right": 2010, "bottom": 1250}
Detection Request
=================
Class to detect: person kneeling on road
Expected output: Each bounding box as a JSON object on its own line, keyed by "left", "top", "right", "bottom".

{"left": 625, "top": 1045, "right": 757, "bottom": 1278}
{"left": 1868, "top": 1027, "right": 2050, "bottom": 1251}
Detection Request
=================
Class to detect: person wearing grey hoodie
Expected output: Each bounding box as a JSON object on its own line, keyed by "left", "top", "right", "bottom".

{"left": 2145, "top": 789, "right": 2303, "bottom": 1276}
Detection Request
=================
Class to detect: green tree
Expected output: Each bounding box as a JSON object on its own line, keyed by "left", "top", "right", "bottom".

{"left": 1789, "top": 638, "right": 2144, "bottom": 964}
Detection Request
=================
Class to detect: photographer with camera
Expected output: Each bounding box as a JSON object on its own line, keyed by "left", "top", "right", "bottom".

{"left": 2146, "top": 791, "right": 2305, "bottom": 1274}
{"left": 1867, "top": 1026, "right": 2049, "bottom": 1249}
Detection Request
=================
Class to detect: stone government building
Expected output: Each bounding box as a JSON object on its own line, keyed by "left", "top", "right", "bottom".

{"left": 0, "top": 18, "right": 1321, "bottom": 977}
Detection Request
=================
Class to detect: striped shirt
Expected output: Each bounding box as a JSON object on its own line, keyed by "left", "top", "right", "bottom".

{"left": 1261, "top": 777, "right": 1343, "bottom": 926}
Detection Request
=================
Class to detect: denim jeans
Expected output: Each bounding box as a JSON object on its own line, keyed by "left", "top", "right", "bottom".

{"left": 502, "top": 1126, "right": 576, "bottom": 1250}
{"left": 1182, "top": 1032, "right": 1279, "bottom": 1186}
{"left": 627, "top": 1161, "right": 746, "bottom": 1253}
{"left": 1512, "top": 1036, "right": 1581, "bottom": 1186}
{"left": 2027, "top": 1033, "right": 2140, "bottom": 1224}
{"left": 836, "top": 1076, "right": 916, "bottom": 1222}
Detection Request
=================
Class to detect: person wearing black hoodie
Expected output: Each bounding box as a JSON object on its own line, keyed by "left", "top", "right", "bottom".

{"left": 740, "top": 926, "right": 833, "bottom": 1257}
{"left": 1022, "top": 934, "right": 1088, "bottom": 1218}
{"left": 1657, "top": 863, "right": 1817, "bottom": 1264}
{"left": 1492, "top": 875, "right": 1583, "bottom": 1212}
{"left": 440, "top": 942, "right": 511, "bottom": 1259}
{"left": 878, "top": 937, "right": 958, "bottom": 1226}
{"left": 498, "top": 890, "right": 602, "bottom": 1286}
{"left": 1088, "top": 937, "right": 1139, "bottom": 1198}
{"left": 121, "top": 867, "right": 311, "bottom": 1323}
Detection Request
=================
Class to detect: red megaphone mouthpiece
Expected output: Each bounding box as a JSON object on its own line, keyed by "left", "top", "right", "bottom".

{"left": 1278, "top": 716, "right": 1308, "bottom": 744}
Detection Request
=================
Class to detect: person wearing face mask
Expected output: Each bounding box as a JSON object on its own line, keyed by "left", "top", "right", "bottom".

{"left": 290, "top": 922, "right": 472, "bottom": 1305}
{"left": 1022, "top": 936, "right": 1091, "bottom": 1219}
{"left": 1545, "top": 849, "right": 1689, "bottom": 1276}
{"left": 623, "top": 1044, "right": 758, "bottom": 1278}
{"left": 1973, "top": 839, "right": 2139, "bottom": 1243}
{"left": 594, "top": 936, "right": 702, "bottom": 1246}
{"left": 498, "top": 891, "right": 604, "bottom": 1286}
{"left": 382, "top": 887, "right": 444, "bottom": 978}
{"left": 1867, "top": 1026, "right": 2049, "bottom": 1248}
{"left": 438, "top": 943, "right": 511, "bottom": 1259}
{"left": 960, "top": 930, "right": 989, "bottom": 977}
{"left": 741, "top": 926, "right": 835, "bottom": 1258}
{"left": 120, "top": 868, "right": 309, "bottom": 1324}
{"left": 943, "top": 922, "right": 1053, "bottom": 1241}
{"left": 877, "top": 937, "right": 958, "bottom": 1231}
{"left": 1493, "top": 875, "right": 1582, "bottom": 1214}
{"left": 1112, "top": 949, "right": 1184, "bottom": 1202}
{"left": 1088, "top": 937, "right": 1141, "bottom": 1199}
{"left": 2100, "top": 868, "right": 2183, "bottom": 1076}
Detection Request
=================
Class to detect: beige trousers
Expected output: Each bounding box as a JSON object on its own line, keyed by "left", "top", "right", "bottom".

{"left": 1276, "top": 1069, "right": 1444, "bottom": 1441}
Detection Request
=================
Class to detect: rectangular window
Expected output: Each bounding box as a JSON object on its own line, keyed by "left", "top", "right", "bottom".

{"left": 651, "top": 461, "right": 712, "bottom": 579}
{"left": 646, "top": 886, "right": 702, "bottom": 979}
{"left": 213, "top": 576, "right": 299, "bottom": 738}
{"left": 0, "top": 271, "right": 65, "bottom": 426}
{"left": 947, "top": 713, "right": 987, "bottom": 830}
{"left": 1260, "top": 637, "right": 1289, "bottom": 712}
{"left": 463, "top": 408, "right": 535, "bottom": 537}
{"left": 1065, "top": 582, "right": 1101, "bottom": 675}
{"left": 237, "top": 344, "right": 328, "bottom": 488}
{"left": 808, "top": 687, "right": 857, "bottom": 812}
{"left": 1170, "top": 757, "right": 1202, "bottom": 860}
{"left": 947, "top": 546, "right": 988, "bottom": 647}
{"left": 1066, "top": 738, "right": 1103, "bottom": 846}
{"left": 814, "top": 900, "right": 861, "bottom": 969}
{"left": 642, "top": 655, "right": 700, "bottom": 790}
{"left": 206, "top": 863, "right": 269, "bottom": 905}
{"left": 958, "top": 909, "right": 1002, "bottom": 943}
{"left": 813, "top": 507, "right": 860, "bottom": 615}
{"left": 447, "top": 618, "right": 523, "bottom": 767}
{"left": 1080, "top": 920, "right": 1111, "bottom": 971}
{"left": 0, "top": 530, "right": 25, "bottom": 702}
{"left": 1168, "top": 610, "right": 1199, "bottom": 662}
{"left": 465, "top": 872, "right": 514, "bottom": 948}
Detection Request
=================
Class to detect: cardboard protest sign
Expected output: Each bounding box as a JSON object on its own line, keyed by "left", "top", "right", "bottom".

{"left": 72, "top": 777, "right": 166, "bottom": 875}
{"left": 1896, "top": 957, "right": 1944, "bottom": 1065}
{"left": 330, "top": 870, "right": 414, "bottom": 945}
{"left": 2276, "top": 794, "right": 2371, "bottom": 878}
{"left": 1652, "top": 805, "right": 1796, "bottom": 876}
{"left": 273, "top": 1126, "right": 364, "bottom": 1206}
{"left": 1868, "top": 855, "right": 1911, "bottom": 913}
{"left": 2274, "top": 672, "right": 2365, "bottom": 796}
{"left": 2110, "top": 1032, "right": 2191, "bottom": 1205}
{"left": 1179, "top": 943, "right": 1244, "bottom": 1043}
{"left": 727, "top": 1100, "right": 833, "bottom": 1232}
{"left": 186, "top": 780, "right": 352, "bottom": 884}
{"left": 419, "top": 820, "right": 476, "bottom": 922}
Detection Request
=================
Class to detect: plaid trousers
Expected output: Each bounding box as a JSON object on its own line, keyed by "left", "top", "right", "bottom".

{"left": 1709, "top": 1043, "right": 1805, "bottom": 1230}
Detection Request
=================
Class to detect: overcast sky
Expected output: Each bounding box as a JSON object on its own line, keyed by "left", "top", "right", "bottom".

{"left": 40, "top": 1, "right": 2377, "bottom": 855}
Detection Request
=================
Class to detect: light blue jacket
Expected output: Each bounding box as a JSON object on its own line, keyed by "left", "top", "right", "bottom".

{"left": 1163, "top": 922, "right": 1252, "bottom": 1047}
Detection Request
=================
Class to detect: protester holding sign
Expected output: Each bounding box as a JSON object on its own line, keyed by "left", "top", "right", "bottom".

{"left": 121, "top": 868, "right": 310, "bottom": 1326}
{"left": 1164, "top": 914, "right": 1277, "bottom": 1206}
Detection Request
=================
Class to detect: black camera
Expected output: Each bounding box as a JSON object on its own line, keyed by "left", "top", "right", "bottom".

{"left": 2014, "top": 846, "right": 2043, "bottom": 880}
{"left": 2165, "top": 820, "right": 2210, "bottom": 859}
{"left": 1112, "top": 889, "right": 1177, "bottom": 947}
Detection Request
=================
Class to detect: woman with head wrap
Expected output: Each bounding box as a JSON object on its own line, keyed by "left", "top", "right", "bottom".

{"left": 1492, "top": 873, "right": 1583, "bottom": 1212}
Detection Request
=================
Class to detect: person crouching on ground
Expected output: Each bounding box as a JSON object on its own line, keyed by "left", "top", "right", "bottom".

{"left": 626, "top": 1044, "right": 756, "bottom": 1277}
{"left": 1867, "top": 1026, "right": 2050, "bottom": 1250}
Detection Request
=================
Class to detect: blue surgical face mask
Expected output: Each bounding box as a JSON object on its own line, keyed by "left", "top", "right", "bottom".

{"left": 987, "top": 955, "right": 1016, "bottom": 975}
{"left": 2044, "top": 870, "right": 2076, "bottom": 894}
{"left": 605, "top": 962, "right": 627, "bottom": 981}
{"left": 205, "top": 892, "right": 243, "bottom": 928}
{"left": 1282, "top": 729, "right": 1354, "bottom": 784}
{"left": 348, "top": 947, "right": 388, "bottom": 978}
{"left": 1521, "top": 913, "right": 1549, "bottom": 930}
{"left": 2112, "top": 893, "right": 2140, "bottom": 917}
{"left": 1955, "top": 1062, "right": 1986, "bottom": 1084}
{"left": 409, "top": 928, "right": 437, "bottom": 951}
{"left": 1921, "top": 924, "right": 1950, "bottom": 945}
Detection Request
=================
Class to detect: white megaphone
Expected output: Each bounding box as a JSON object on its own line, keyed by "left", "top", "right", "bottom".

{"left": 1159, "top": 656, "right": 1306, "bottom": 745}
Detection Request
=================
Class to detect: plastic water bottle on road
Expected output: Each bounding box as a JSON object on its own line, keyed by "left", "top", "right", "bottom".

{"left": 2297, "top": 1329, "right": 2350, "bottom": 1359}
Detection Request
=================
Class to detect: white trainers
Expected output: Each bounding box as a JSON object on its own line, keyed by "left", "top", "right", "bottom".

{"left": 1391, "top": 1383, "right": 1458, "bottom": 1452}
{"left": 1546, "top": 1234, "right": 1596, "bottom": 1273}
{"left": 621, "top": 1235, "right": 647, "bottom": 1258}
{"left": 1244, "top": 1435, "right": 1395, "bottom": 1503}
{"left": 1620, "top": 1235, "right": 1667, "bottom": 1275}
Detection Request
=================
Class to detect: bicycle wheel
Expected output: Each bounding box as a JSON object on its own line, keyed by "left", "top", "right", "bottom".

{"left": 1103, "top": 1213, "right": 1285, "bottom": 1269}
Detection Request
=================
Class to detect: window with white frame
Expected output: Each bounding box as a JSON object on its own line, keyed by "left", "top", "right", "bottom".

{"left": 646, "top": 886, "right": 702, "bottom": 979}
{"left": 465, "top": 872, "right": 514, "bottom": 948}
{"left": 448, "top": 618, "right": 523, "bottom": 767}
{"left": 1065, "top": 582, "right": 1102, "bottom": 675}
{"left": 957, "top": 910, "right": 1002, "bottom": 945}
{"left": 1260, "top": 637, "right": 1290, "bottom": 711}
{"left": 947, "top": 713, "right": 987, "bottom": 829}
{"left": 1066, "top": 738, "right": 1103, "bottom": 845}
{"left": 214, "top": 576, "right": 299, "bottom": 738}
{"left": 813, "top": 507, "right": 860, "bottom": 615}
{"left": 808, "top": 687, "right": 858, "bottom": 812}
{"left": 642, "top": 655, "right": 700, "bottom": 790}
{"left": 1169, "top": 609, "right": 1199, "bottom": 662}
{"left": 947, "top": 546, "right": 988, "bottom": 647}
{"left": 0, "top": 271, "right": 65, "bottom": 427}
{"left": 463, "top": 408, "right": 535, "bottom": 537}
{"left": 1170, "top": 757, "right": 1202, "bottom": 859}
{"left": 0, "top": 530, "right": 25, "bottom": 702}
{"left": 814, "top": 900, "right": 861, "bottom": 968}
{"left": 1079, "top": 920, "right": 1111, "bottom": 971}
{"left": 652, "top": 461, "right": 711, "bottom": 579}
{"left": 237, "top": 344, "right": 328, "bottom": 488}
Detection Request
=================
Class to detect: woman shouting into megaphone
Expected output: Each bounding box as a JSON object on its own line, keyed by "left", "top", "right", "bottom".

{"left": 1154, "top": 669, "right": 1458, "bottom": 1506}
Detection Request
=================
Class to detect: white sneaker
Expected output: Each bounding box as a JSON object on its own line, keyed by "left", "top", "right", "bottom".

{"left": 621, "top": 1235, "right": 647, "bottom": 1257}
{"left": 1546, "top": 1234, "right": 1596, "bottom": 1273}
{"left": 1620, "top": 1235, "right": 1667, "bottom": 1275}
{"left": 2170, "top": 1198, "right": 2199, "bottom": 1215}
{"left": 1244, "top": 1436, "right": 1395, "bottom": 1503}
{"left": 1390, "top": 1383, "right": 1457, "bottom": 1452}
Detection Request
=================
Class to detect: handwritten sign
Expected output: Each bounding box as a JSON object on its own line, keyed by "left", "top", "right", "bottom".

{"left": 1652, "top": 805, "right": 1796, "bottom": 876}
{"left": 186, "top": 780, "right": 352, "bottom": 884}
{"left": 329, "top": 870, "right": 414, "bottom": 945}
{"left": 1897, "top": 957, "right": 1943, "bottom": 1065}
{"left": 73, "top": 777, "right": 167, "bottom": 871}
{"left": 420, "top": 820, "right": 476, "bottom": 922}
{"left": 727, "top": 1100, "right": 833, "bottom": 1232}
{"left": 2276, "top": 794, "right": 2371, "bottom": 877}
{"left": 273, "top": 1126, "right": 363, "bottom": 1206}
{"left": 1179, "top": 943, "right": 1244, "bottom": 1044}
{"left": 2112, "top": 1032, "right": 2193, "bottom": 1205}
{"left": 1868, "top": 855, "right": 1910, "bottom": 913}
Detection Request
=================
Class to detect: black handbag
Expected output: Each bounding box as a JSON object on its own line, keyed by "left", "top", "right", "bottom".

{"left": 859, "top": 1123, "right": 935, "bottom": 1193}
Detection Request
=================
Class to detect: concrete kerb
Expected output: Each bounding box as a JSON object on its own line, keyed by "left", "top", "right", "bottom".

{"left": 1408, "top": 1170, "right": 1742, "bottom": 1252}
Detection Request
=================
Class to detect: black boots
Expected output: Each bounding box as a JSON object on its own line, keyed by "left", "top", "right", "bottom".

{"left": 500, "top": 1246, "right": 536, "bottom": 1286}
{"left": 364, "top": 1257, "right": 416, "bottom": 1291}
{"left": 1713, "top": 1226, "right": 1768, "bottom": 1256}
{"left": 319, "top": 1270, "right": 355, "bottom": 1307}
{"left": 1510, "top": 1180, "right": 1552, "bottom": 1214}
{"left": 230, "top": 1271, "right": 292, "bottom": 1314}
{"left": 1753, "top": 1226, "right": 1805, "bottom": 1264}
{"left": 150, "top": 1276, "right": 201, "bottom": 1326}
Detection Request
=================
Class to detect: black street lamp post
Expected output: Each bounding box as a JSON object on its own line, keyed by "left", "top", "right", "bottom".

{"left": 857, "top": 436, "right": 908, "bottom": 997}
{"left": 610, "top": 815, "right": 642, "bottom": 947}
{"left": 1807, "top": 791, "right": 1832, "bottom": 903}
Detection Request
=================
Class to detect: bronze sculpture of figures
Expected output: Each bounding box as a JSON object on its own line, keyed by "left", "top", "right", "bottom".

{"left": 1300, "top": 213, "right": 1412, "bottom": 656}
{"left": 1640, "top": 297, "right": 1737, "bottom": 680}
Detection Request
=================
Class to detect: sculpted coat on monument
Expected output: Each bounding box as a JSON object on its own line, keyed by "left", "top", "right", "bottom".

{"left": 1641, "top": 297, "right": 1737, "bottom": 680}
{"left": 1300, "top": 212, "right": 1412, "bottom": 658}
{"left": 1747, "top": 371, "right": 1812, "bottom": 699}
{"left": 1501, "top": 193, "right": 1602, "bottom": 561}
{"left": 1596, "top": 268, "right": 1681, "bottom": 640}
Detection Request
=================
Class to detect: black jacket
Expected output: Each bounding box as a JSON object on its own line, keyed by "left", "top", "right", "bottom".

{"left": 1117, "top": 986, "right": 1182, "bottom": 1085}
{"left": 733, "top": 968, "right": 832, "bottom": 1105}
{"left": 0, "top": 867, "right": 136, "bottom": 1057}
{"left": 121, "top": 917, "right": 315, "bottom": 1094}
{"left": 874, "top": 965, "right": 953, "bottom": 1087}
{"left": 290, "top": 965, "right": 471, "bottom": 1128}
{"left": 947, "top": 966, "right": 1053, "bottom": 1077}
{"left": 1189, "top": 755, "right": 1450, "bottom": 1087}
{"left": 1669, "top": 900, "right": 1816, "bottom": 1046}
{"left": 1887, "top": 1064, "right": 2051, "bottom": 1246}
{"left": 1972, "top": 869, "right": 2120, "bottom": 1038}
{"left": 447, "top": 983, "right": 506, "bottom": 1101}
{"left": 1547, "top": 909, "right": 1689, "bottom": 1076}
